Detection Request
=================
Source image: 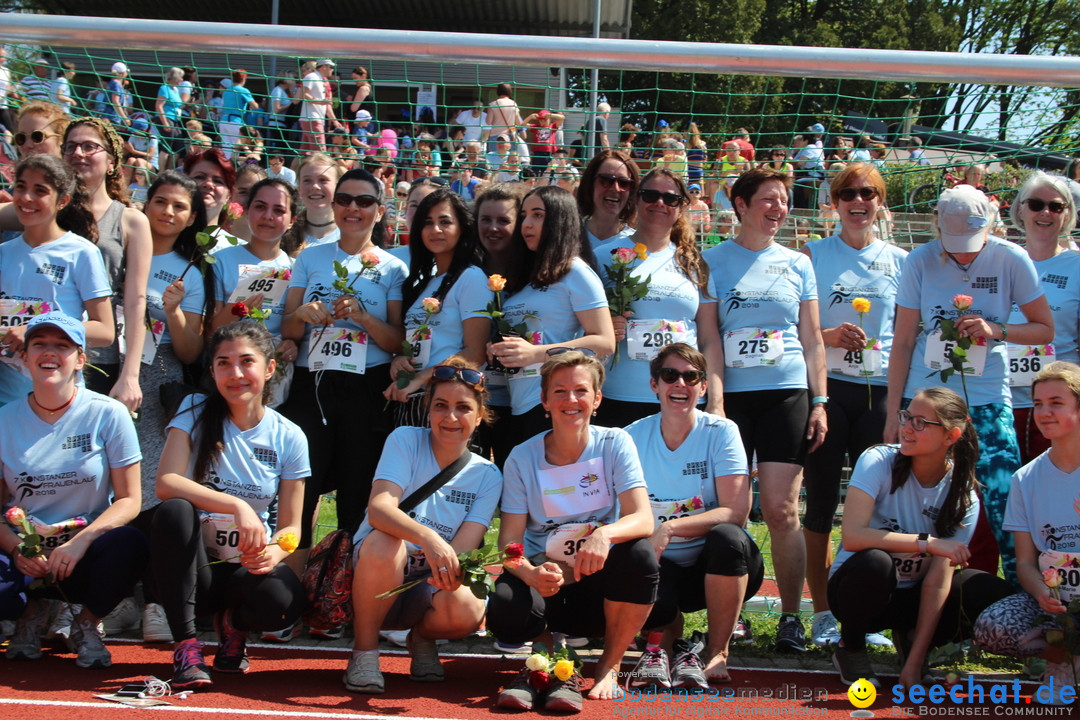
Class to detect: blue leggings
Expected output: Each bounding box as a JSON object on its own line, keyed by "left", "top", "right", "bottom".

{"left": 970, "top": 402, "right": 1021, "bottom": 586}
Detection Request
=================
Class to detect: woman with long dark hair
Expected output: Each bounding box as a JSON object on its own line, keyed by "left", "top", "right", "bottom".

{"left": 577, "top": 149, "right": 639, "bottom": 248}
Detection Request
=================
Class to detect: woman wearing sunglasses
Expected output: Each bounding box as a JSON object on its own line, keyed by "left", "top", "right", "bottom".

{"left": 14, "top": 101, "right": 69, "bottom": 159}
{"left": 885, "top": 183, "right": 1053, "bottom": 587}
{"left": 624, "top": 343, "right": 762, "bottom": 686}
{"left": 595, "top": 169, "right": 718, "bottom": 428}
{"left": 828, "top": 388, "right": 1010, "bottom": 690}
{"left": 702, "top": 166, "right": 827, "bottom": 653}
{"left": 346, "top": 357, "right": 501, "bottom": 694}
{"left": 799, "top": 164, "right": 908, "bottom": 648}
{"left": 577, "top": 150, "right": 640, "bottom": 249}
{"left": 490, "top": 350, "right": 657, "bottom": 708}
{"left": 488, "top": 185, "right": 615, "bottom": 445}
{"left": 1003, "top": 172, "right": 1080, "bottom": 466}
{"left": 281, "top": 167, "right": 407, "bottom": 565}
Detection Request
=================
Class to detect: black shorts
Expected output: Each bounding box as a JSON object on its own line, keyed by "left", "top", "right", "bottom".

{"left": 723, "top": 388, "right": 809, "bottom": 465}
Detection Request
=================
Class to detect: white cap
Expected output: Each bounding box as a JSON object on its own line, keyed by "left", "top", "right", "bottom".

{"left": 355, "top": 109, "right": 372, "bottom": 121}
{"left": 937, "top": 185, "right": 992, "bottom": 254}
{"left": 111, "top": 61, "right": 128, "bottom": 75}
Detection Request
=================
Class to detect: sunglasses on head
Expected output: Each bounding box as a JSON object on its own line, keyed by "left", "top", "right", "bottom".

{"left": 657, "top": 367, "right": 705, "bottom": 385}
{"left": 431, "top": 365, "right": 484, "bottom": 386}
{"left": 596, "top": 174, "right": 633, "bottom": 191}
{"left": 333, "top": 193, "right": 380, "bottom": 209}
{"left": 837, "top": 187, "right": 878, "bottom": 202}
{"left": 1024, "top": 198, "right": 1066, "bottom": 214}
{"left": 638, "top": 188, "right": 685, "bottom": 207}
{"left": 546, "top": 347, "right": 597, "bottom": 357}
{"left": 15, "top": 130, "right": 61, "bottom": 146}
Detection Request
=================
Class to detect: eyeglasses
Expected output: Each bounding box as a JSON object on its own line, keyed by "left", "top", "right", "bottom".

{"left": 431, "top": 365, "right": 484, "bottom": 386}
{"left": 596, "top": 174, "right": 633, "bottom": 191}
{"left": 546, "top": 347, "right": 597, "bottom": 357}
{"left": 897, "top": 410, "right": 945, "bottom": 432}
{"left": 332, "top": 193, "right": 380, "bottom": 208}
{"left": 15, "top": 130, "right": 61, "bottom": 146}
{"left": 837, "top": 187, "right": 878, "bottom": 202}
{"left": 62, "top": 140, "right": 107, "bottom": 156}
{"left": 1024, "top": 198, "right": 1067, "bottom": 214}
{"left": 638, "top": 188, "right": 685, "bottom": 207}
{"left": 657, "top": 367, "right": 705, "bottom": 385}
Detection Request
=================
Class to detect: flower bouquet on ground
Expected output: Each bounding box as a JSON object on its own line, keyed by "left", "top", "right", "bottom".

{"left": 603, "top": 244, "right": 650, "bottom": 363}
{"left": 520, "top": 641, "right": 584, "bottom": 692}
{"left": 376, "top": 541, "right": 525, "bottom": 600}
{"left": 1033, "top": 567, "right": 1080, "bottom": 686}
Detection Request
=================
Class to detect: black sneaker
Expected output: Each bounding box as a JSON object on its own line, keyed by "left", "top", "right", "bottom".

{"left": 774, "top": 614, "right": 807, "bottom": 653}
{"left": 544, "top": 671, "right": 584, "bottom": 713}
{"left": 832, "top": 644, "right": 880, "bottom": 688}
{"left": 628, "top": 648, "right": 671, "bottom": 689}
{"left": 213, "top": 610, "right": 250, "bottom": 673}
{"left": 670, "top": 638, "right": 708, "bottom": 690}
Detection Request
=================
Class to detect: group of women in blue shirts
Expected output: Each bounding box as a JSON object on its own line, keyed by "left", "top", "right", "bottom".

{"left": 0, "top": 138, "right": 1078, "bottom": 706}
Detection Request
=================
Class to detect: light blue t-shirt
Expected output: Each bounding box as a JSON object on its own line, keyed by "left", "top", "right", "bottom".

{"left": 148, "top": 251, "right": 206, "bottom": 348}
{"left": 703, "top": 240, "right": 818, "bottom": 392}
{"left": 805, "top": 235, "right": 908, "bottom": 387}
{"left": 595, "top": 239, "right": 715, "bottom": 404}
{"left": 831, "top": 444, "right": 979, "bottom": 589}
{"left": 0, "top": 232, "right": 112, "bottom": 405}
{"left": 1004, "top": 451, "right": 1080, "bottom": 555}
{"left": 0, "top": 390, "right": 141, "bottom": 525}
{"left": 352, "top": 427, "right": 502, "bottom": 559}
{"left": 220, "top": 85, "right": 254, "bottom": 122}
{"left": 896, "top": 237, "right": 1044, "bottom": 408}
{"left": 389, "top": 244, "right": 412, "bottom": 264}
{"left": 289, "top": 242, "right": 408, "bottom": 369}
{"left": 587, "top": 224, "right": 635, "bottom": 250}
{"left": 402, "top": 265, "right": 490, "bottom": 370}
{"left": 500, "top": 258, "right": 608, "bottom": 415}
{"left": 212, "top": 244, "right": 293, "bottom": 338}
{"left": 305, "top": 228, "right": 340, "bottom": 249}
{"left": 625, "top": 411, "right": 748, "bottom": 567}
{"left": 501, "top": 425, "right": 646, "bottom": 558}
{"left": 1006, "top": 250, "right": 1080, "bottom": 408}
{"left": 169, "top": 394, "right": 310, "bottom": 539}
{"left": 156, "top": 83, "right": 183, "bottom": 122}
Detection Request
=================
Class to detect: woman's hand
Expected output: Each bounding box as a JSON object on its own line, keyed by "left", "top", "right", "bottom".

{"left": 332, "top": 294, "right": 363, "bottom": 322}
{"left": 162, "top": 279, "right": 187, "bottom": 314}
{"left": 649, "top": 523, "right": 674, "bottom": 560}
{"left": 14, "top": 551, "right": 49, "bottom": 580}
{"left": 1, "top": 324, "right": 27, "bottom": 355}
{"left": 48, "top": 534, "right": 91, "bottom": 582}
{"left": 243, "top": 293, "right": 266, "bottom": 311}
{"left": 489, "top": 336, "right": 541, "bottom": 369}
{"left": 611, "top": 312, "right": 631, "bottom": 345}
{"left": 239, "top": 544, "right": 286, "bottom": 575}
{"left": 109, "top": 373, "right": 143, "bottom": 414}
{"left": 821, "top": 322, "right": 866, "bottom": 351}
{"left": 384, "top": 357, "right": 424, "bottom": 403}
{"left": 573, "top": 532, "right": 611, "bottom": 581}
{"left": 275, "top": 338, "right": 298, "bottom": 364}
{"left": 883, "top": 413, "right": 900, "bottom": 444}
{"left": 899, "top": 661, "right": 926, "bottom": 691}
{"left": 297, "top": 300, "right": 334, "bottom": 326}
{"left": 954, "top": 314, "right": 997, "bottom": 342}
{"left": 1037, "top": 588, "right": 1068, "bottom": 615}
{"left": 421, "top": 533, "right": 461, "bottom": 592}
{"left": 929, "top": 537, "right": 970, "bottom": 567}
{"left": 806, "top": 405, "right": 828, "bottom": 453}
{"left": 232, "top": 501, "right": 267, "bottom": 555}
{"left": 526, "top": 561, "right": 565, "bottom": 598}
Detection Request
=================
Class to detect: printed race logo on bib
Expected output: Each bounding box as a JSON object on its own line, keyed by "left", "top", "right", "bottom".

{"left": 925, "top": 329, "right": 987, "bottom": 377}
{"left": 309, "top": 328, "right": 368, "bottom": 373}
{"left": 826, "top": 341, "right": 883, "bottom": 377}
{"left": 1040, "top": 550, "right": 1080, "bottom": 603}
{"left": 723, "top": 328, "right": 783, "bottom": 368}
{"left": 544, "top": 522, "right": 597, "bottom": 568}
{"left": 626, "top": 319, "right": 695, "bottom": 362}
{"left": 230, "top": 265, "right": 291, "bottom": 307}
{"left": 406, "top": 326, "right": 432, "bottom": 370}
{"left": 538, "top": 457, "right": 611, "bottom": 519}
{"left": 1008, "top": 344, "right": 1054, "bottom": 388}
{"left": 28, "top": 514, "right": 88, "bottom": 554}
{"left": 649, "top": 496, "right": 705, "bottom": 543}
{"left": 0, "top": 299, "right": 51, "bottom": 370}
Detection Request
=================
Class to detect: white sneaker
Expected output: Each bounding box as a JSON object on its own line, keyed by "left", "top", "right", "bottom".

{"left": 45, "top": 602, "right": 79, "bottom": 650}
{"left": 379, "top": 630, "right": 410, "bottom": 647}
{"left": 103, "top": 597, "right": 140, "bottom": 636}
{"left": 142, "top": 603, "right": 174, "bottom": 643}
{"left": 1040, "top": 659, "right": 1077, "bottom": 706}
{"left": 811, "top": 611, "right": 841, "bottom": 646}
{"left": 865, "top": 631, "right": 893, "bottom": 647}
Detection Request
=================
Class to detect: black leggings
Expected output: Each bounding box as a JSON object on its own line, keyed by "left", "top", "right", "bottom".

{"left": 487, "top": 538, "right": 659, "bottom": 645}
{"left": 150, "top": 498, "right": 305, "bottom": 641}
{"left": 802, "top": 380, "right": 888, "bottom": 534}
{"left": 827, "top": 548, "right": 1013, "bottom": 651}
{"left": 645, "top": 522, "right": 765, "bottom": 630}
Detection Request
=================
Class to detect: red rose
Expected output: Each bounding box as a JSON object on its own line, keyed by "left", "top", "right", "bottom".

{"left": 231, "top": 302, "right": 249, "bottom": 317}
{"left": 530, "top": 670, "right": 551, "bottom": 691}
{"left": 504, "top": 542, "right": 524, "bottom": 559}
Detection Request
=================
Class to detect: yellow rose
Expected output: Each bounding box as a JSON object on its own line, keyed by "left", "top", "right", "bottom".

{"left": 488, "top": 274, "right": 507, "bottom": 292}
{"left": 553, "top": 658, "right": 575, "bottom": 681}
{"left": 525, "top": 653, "right": 549, "bottom": 672}
{"left": 634, "top": 243, "right": 648, "bottom": 261}
{"left": 276, "top": 532, "right": 299, "bottom": 554}
{"left": 851, "top": 297, "right": 871, "bottom": 314}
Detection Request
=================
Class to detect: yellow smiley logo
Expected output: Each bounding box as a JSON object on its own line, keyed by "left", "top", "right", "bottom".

{"left": 847, "top": 678, "right": 877, "bottom": 709}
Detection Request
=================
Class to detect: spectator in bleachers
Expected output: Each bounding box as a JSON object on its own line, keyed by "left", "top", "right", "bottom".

{"left": 347, "top": 66, "right": 374, "bottom": 122}
{"left": 482, "top": 83, "right": 522, "bottom": 153}
{"left": 104, "top": 62, "right": 132, "bottom": 129}
{"left": 590, "top": 101, "right": 612, "bottom": 157}
{"left": 20, "top": 57, "right": 53, "bottom": 103}
{"left": 155, "top": 67, "right": 185, "bottom": 171}
{"left": 454, "top": 99, "right": 486, "bottom": 145}
{"left": 265, "top": 154, "right": 295, "bottom": 185}
{"left": 523, "top": 109, "right": 563, "bottom": 172}
{"left": 218, "top": 70, "right": 257, "bottom": 160}
{"left": 908, "top": 136, "right": 930, "bottom": 166}
{"left": 53, "top": 61, "right": 77, "bottom": 114}
{"left": 792, "top": 132, "right": 825, "bottom": 210}
{"left": 850, "top": 135, "right": 872, "bottom": 163}
{"left": 267, "top": 72, "right": 298, "bottom": 159}
{"left": 13, "top": 101, "right": 68, "bottom": 159}
{"left": 870, "top": 143, "right": 888, "bottom": 169}
{"left": 0, "top": 47, "right": 14, "bottom": 134}
{"left": 617, "top": 122, "right": 639, "bottom": 152}
{"left": 731, "top": 128, "right": 755, "bottom": 164}
{"left": 686, "top": 123, "right": 708, "bottom": 188}
{"left": 300, "top": 59, "right": 339, "bottom": 156}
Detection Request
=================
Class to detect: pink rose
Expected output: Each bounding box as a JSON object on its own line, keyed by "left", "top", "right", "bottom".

{"left": 952, "top": 294, "right": 974, "bottom": 312}
{"left": 1043, "top": 567, "right": 1062, "bottom": 588}
{"left": 421, "top": 297, "right": 441, "bottom": 314}
{"left": 612, "top": 247, "right": 636, "bottom": 264}
{"left": 4, "top": 506, "right": 25, "bottom": 527}
{"left": 360, "top": 251, "right": 381, "bottom": 269}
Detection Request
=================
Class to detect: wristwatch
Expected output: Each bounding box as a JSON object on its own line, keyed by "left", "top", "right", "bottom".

{"left": 917, "top": 532, "right": 930, "bottom": 555}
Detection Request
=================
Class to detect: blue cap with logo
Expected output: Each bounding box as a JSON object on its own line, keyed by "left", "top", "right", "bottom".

{"left": 25, "top": 312, "right": 86, "bottom": 348}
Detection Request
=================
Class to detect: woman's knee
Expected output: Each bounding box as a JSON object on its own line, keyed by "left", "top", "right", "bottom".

{"left": 355, "top": 530, "right": 405, "bottom": 570}
{"left": 487, "top": 575, "right": 544, "bottom": 644}
{"left": 153, "top": 497, "right": 199, "bottom": 534}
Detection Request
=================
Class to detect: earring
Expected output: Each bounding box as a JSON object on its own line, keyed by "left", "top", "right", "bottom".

{"left": 544, "top": 411, "right": 550, "bottom": 419}
{"left": 592, "top": 410, "right": 597, "bottom": 417}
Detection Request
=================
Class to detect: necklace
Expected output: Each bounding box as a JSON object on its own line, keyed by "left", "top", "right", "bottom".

{"left": 32, "top": 388, "right": 77, "bottom": 416}
{"left": 947, "top": 253, "right": 977, "bottom": 282}
{"left": 307, "top": 218, "right": 335, "bottom": 228}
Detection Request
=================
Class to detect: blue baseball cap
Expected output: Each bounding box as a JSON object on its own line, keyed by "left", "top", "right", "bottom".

{"left": 25, "top": 312, "right": 86, "bottom": 348}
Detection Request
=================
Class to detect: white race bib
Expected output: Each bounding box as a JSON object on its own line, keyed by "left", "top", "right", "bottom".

{"left": 309, "top": 328, "right": 368, "bottom": 373}
{"left": 484, "top": 365, "right": 507, "bottom": 388}
{"left": 538, "top": 457, "right": 612, "bottom": 519}
{"left": 826, "top": 341, "right": 883, "bottom": 377}
{"left": 723, "top": 328, "right": 784, "bottom": 368}
{"left": 924, "top": 329, "right": 987, "bottom": 377}
{"left": 1008, "top": 344, "right": 1054, "bottom": 388}
{"left": 116, "top": 303, "right": 164, "bottom": 366}
{"left": 405, "top": 327, "right": 433, "bottom": 370}
{"left": 0, "top": 299, "right": 52, "bottom": 371}
{"left": 229, "top": 265, "right": 291, "bottom": 307}
{"left": 28, "top": 514, "right": 88, "bottom": 556}
{"left": 890, "top": 552, "right": 930, "bottom": 582}
{"left": 201, "top": 513, "right": 241, "bottom": 563}
{"left": 1039, "top": 550, "right": 1080, "bottom": 603}
{"left": 544, "top": 522, "right": 597, "bottom": 568}
{"left": 649, "top": 496, "right": 706, "bottom": 543}
{"left": 625, "top": 319, "right": 696, "bottom": 362}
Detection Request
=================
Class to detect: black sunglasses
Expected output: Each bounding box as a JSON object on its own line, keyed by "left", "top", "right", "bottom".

{"left": 333, "top": 193, "right": 380, "bottom": 209}
{"left": 15, "top": 130, "right": 61, "bottom": 146}
{"left": 657, "top": 367, "right": 705, "bottom": 385}
{"left": 546, "top": 347, "right": 597, "bottom": 357}
{"left": 638, "top": 189, "right": 685, "bottom": 207}
{"left": 431, "top": 365, "right": 484, "bottom": 386}
{"left": 596, "top": 174, "right": 633, "bottom": 191}
{"left": 837, "top": 187, "right": 878, "bottom": 202}
{"left": 1024, "top": 198, "right": 1066, "bottom": 214}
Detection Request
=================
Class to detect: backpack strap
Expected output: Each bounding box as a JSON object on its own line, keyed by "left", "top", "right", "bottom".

{"left": 399, "top": 451, "right": 470, "bottom": 514}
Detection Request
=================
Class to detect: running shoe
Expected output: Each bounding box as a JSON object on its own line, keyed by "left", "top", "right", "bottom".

{"left": 670, "top": 638, "right": 708, "bottom": 690}
{"left": 70, "top": 612, "right": 112, "bottom": 669}
{"left": 731, "top": 616, "right": 753, "bottom": 644}
{"left": 494, "top": 639, "right": 532, "bottom": 654}
{"left": 865, "top": 631, "right": 893, "bottom": 647}
{"left": 774, "top": 614, "right": 807, "bottom": 653}
{"left": 171, "top": 638, "right": 212, "bottom": 690}
{"left": 810, "top": 611, "right": 841, "bottom": 646}
{"left": 495, "top": 667, "right": 538, "bottom": 711}
{"left": 213, "top": 610, "right": 249, "bottom": 673}
{"left": 6, "top": 600, "right": 48, "bottom": 661}
{"left": 102, "top": 597, "right": 141, "bottom": 636}
{"left": 142, "top": 602, "right": 174, "bottom": 643}
{"left": 628, "top": 648, "right": 671, "bottom": 689}
{"left": 344, "top": 651, "right": 384, "bottom": 694}
{"left": 308, "top": 622, "right": 344, "bottom": 640}
{"left": 261, "top": 620, "right": 299, "bottom": 643}
{"left": 544, "top": 670, "right": 584, "bottom": 713}
{"left": 832, "top": 644, "right": 880, "bottom": 688}
{"left": 407, "top": 630, "right": 444, "bottom": 682}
